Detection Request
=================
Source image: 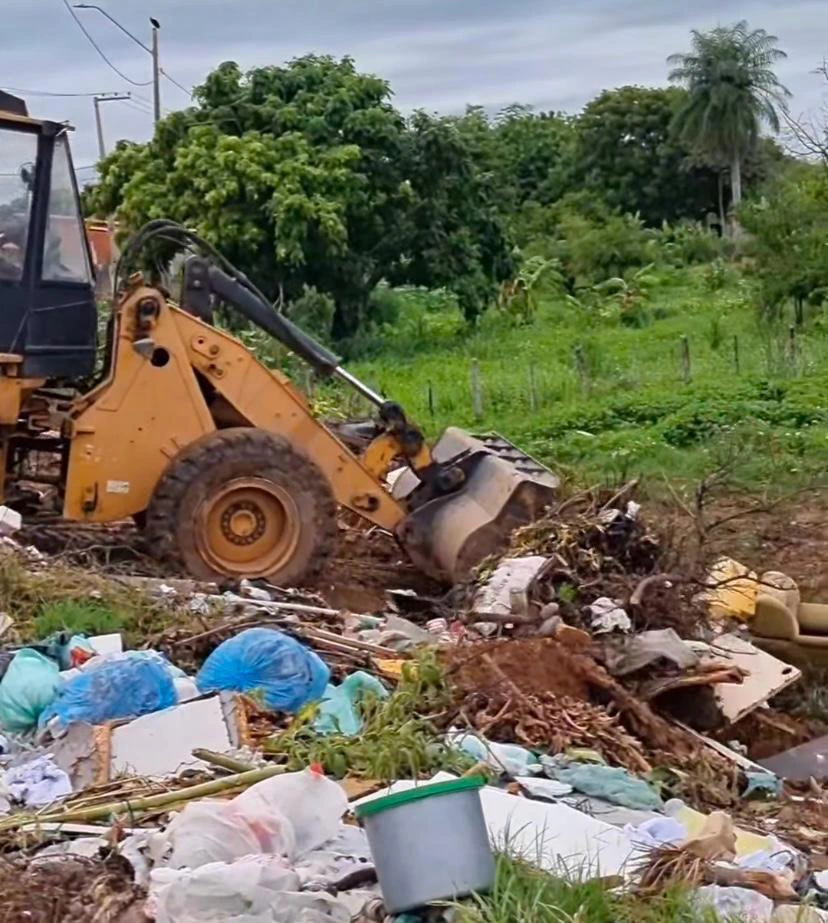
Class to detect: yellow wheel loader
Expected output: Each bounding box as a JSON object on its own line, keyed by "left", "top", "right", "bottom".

{"left": 0, "top": 92, "right": 557, "bottom": 585}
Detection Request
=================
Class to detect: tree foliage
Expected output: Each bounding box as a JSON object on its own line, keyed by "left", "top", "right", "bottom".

{"left": 741, "top": 163, "right": 828, "bottom": 319}
{"left": 88, "top": 56, "right": 513, "bottom": 339}
{"left": 668, "top": 21, "right": 790, "bottom": 205}
{"left": 573, "top": 86, "right": 719, "bottom": 225}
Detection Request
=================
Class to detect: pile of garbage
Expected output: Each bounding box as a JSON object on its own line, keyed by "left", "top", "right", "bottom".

{"left": 0, "top": 491, "right": 825, "bottom": 923}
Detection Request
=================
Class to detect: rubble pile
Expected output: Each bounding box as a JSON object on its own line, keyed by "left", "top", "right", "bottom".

{"left": 0, "top": 493, "right": 824, "bottom": 922}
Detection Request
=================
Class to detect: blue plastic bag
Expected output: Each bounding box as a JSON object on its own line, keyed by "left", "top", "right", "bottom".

{"left": 0, "top": 649, "right": 61, "bottom": 732}
{"left": 40, "top": 651, "right": 178, "bottom": 728}
{"left": 313, "top": 671, "right": 388, "bottom": 736}
{"left": 196, "top": 627, "right": 330, "bottom": 713}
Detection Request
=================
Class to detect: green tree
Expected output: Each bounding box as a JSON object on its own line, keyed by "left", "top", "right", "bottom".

{"left": 668, "top": 21, "right": 790, "bottom": 214}
{"left": 741, "top": 163, "right": 828, "bottom": 323}
{"left": 573, "top": 86, "right": 719, "bottom": 226}
{"left": 452, "top": 105, "right": 575, "bottom": 215}
{"left": 87, "top": 56, "right": 512, "bottom": 340}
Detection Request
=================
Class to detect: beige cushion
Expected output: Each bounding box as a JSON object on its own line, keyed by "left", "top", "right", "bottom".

{"left": 759, "top": 571, "right": 800, "bottom": 615}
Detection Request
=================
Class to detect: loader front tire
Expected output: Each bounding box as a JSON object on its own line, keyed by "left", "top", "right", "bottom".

{"left": 145, "top": 428, "right": 337, "bottom": 586}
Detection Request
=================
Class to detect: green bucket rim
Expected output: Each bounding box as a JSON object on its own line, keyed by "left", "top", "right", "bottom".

{"left": 355, "top": 775, "right": 486, "bottom": 819}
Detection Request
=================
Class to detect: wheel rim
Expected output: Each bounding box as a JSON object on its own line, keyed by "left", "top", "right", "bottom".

{"left": 195, "top": 477, "right": 301, "bottom": 578}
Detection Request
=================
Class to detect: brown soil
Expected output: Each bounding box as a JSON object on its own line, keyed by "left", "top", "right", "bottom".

{"left": 445, "top": 637, "right": 592, "bottom": 701}
{"left": 655, "top": 489, "right": 828, "bottom": 598}
{"left": 722, "top": 707, "right": 828, "bottom": 761}
{"left": 311, "top": 518, "right": 443, "bottom": 612}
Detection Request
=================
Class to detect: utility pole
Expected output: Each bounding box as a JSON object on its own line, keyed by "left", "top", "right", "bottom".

{"left": 150, "top": 17, "right": 161, "bottom": 125}
{"left": 91, "top": 92, "right": 129, "bottom": 298}
{"left": 92, "top": 92, "right": 131, "bottom": 159}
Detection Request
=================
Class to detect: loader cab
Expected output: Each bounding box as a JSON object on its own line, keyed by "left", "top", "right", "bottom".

{"left": 0, "top": 92, "right": 97, "bottom": 379}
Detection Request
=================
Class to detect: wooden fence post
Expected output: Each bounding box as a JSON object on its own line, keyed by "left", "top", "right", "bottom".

{"left": 528, "top": 363, "right": 538, "bottom": 411}
{"left": 680, "top": 335, "right": 691, "bottom": 383}
{"left": 788, "top": 324, "right": 797, "bottom": 372}
{"left": 471, "top": 359, "right": 483, "bottom": 421}
{"left": 427, "top": 381, "right": 435, "bottom": 419}
{"left": 732, "top": 335, "right": 740, "bottom": 375}
{"left": 574, "top": 345, "right": 589, "bottom": 392}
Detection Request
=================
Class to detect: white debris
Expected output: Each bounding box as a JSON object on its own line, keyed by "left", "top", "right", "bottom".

{"left": 588, "top": 597, "right": 632, "bottom": 634}
{"left": 0, "top": 506, "right": 21, "bottom": 537}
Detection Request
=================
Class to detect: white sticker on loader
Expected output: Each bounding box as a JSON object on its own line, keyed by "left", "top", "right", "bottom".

{"left": 106, "top": 480, "right": 130, "bottom": 495}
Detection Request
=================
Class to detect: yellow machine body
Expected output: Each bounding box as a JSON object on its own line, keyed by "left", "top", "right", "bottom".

{"left": 61, "top": 285, "right": 405, "bottom": 531}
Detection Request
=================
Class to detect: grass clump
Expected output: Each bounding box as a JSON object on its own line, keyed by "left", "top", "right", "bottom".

{"left": 33, "top": 600, "right": 127, "bottom": 639}
{"left": 458, "top": 854, "right": 725, "bottom": 923}
{"left": 0, "top": 554, "right": 176, "bottom": 647}
{"left": 266, "top": 651, "right": 472, "bottom": 781}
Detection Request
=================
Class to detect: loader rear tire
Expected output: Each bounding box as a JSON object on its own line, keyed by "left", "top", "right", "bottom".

{"left": 145, "top": 428, "right": 337, "bottom": 586}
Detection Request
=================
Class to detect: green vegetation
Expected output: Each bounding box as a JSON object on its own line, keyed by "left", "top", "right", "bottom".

{"left": 457, "top": 855, "right": 722, "bottom": 923}
{"left": 267, "top": 652, "right": 472, "bottom": 781}
{"left": 33, "top": 600, "right": 127, "bottom": 639}
{"left": 86, "top": 19, "right": 827, "bottom": 490}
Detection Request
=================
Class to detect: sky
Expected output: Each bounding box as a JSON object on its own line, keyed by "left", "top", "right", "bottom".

{"left": 3, "top": 0, "right": 827, "bottom": 176}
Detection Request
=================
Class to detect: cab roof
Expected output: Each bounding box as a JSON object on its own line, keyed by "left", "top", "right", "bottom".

{"left": 0, "top": 90, "right": 70, "bottom": 133}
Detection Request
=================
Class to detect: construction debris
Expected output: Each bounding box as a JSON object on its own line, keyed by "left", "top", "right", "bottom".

{"left": 0, "top": 491, "right": 821, "bottom": 921}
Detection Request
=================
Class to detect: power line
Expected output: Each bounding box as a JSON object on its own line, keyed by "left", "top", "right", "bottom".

{"left": 0, "top": 85, "right": 119, "bottom": 98}
{"left": 72, "top": 4, "right": 193, "bottom": 100}
{"left": 60, "top": 0, "right": 152, "bottom": 87}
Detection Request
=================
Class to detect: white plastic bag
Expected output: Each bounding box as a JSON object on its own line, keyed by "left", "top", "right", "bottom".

{"left": 233, "top": 767, "right": 348, "bottom": 857}
{"left": 160, "top": 799, "right": 296, "bottom": 870}
{"left": 150, "top": 857, "right": 350, "bottom": 922}
{"left": 155, "top": 768, "right": 347, "bottom": 870}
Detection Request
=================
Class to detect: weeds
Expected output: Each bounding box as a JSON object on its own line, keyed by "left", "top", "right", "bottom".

{"left": 265, "top": 651, "right": 472, "bottom": 781}
{"left": 0, "top": 554, "right": 176, "bottom": 646}
{"left": 456, "top": 854, "right": 723, "bottom": 923}
{"left": 34, "top": 600, "right": 127, "bottom": 639}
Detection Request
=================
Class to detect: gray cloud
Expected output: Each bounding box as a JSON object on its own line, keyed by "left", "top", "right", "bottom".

{"left": 2, "top": 0, "right": 825, "bottom": 169}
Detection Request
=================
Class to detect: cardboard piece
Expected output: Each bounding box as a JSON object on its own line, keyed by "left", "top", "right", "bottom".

{"left": 688, "top": 633, "right": 800, "bottom": 723}
{"left": 354, "top": 772, "right": 638, "bottom": 879}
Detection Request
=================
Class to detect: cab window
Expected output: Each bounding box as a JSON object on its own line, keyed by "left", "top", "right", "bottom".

{"left": 43, "top": 134, "right": 93, "bottom": 284}
{"left": 0, "top": 128, "right": 37, "bottom": 281}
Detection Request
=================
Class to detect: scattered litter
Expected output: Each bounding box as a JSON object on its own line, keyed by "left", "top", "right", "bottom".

{"left": 0, "top": 648, "right": 61, "bottom": 731}
{"left": 149, "top": 857, "right": 351, "bottom": 923}
{"left": 196, "top": 627, "right": 330, "bottom": 713}
{"left": 314, "top": 672, "right": 388, "bottom": 736}
{"left": 694, "top": 884, "right": 774, "bottom": 922}
{"left": 472, "top": 555, "right": 547, "bottom": 617}
{"left": 602, "top": 628, "right": 699, "bottom": 677}
{"left": 0, "top": 505, "right": 21, "bottom": 536}
{"left": 356, "top": 775, "right": 494, "bottom": 914}
{"left": 355, "top": 772, "right": 638, "bottom": 880}
{"left": 516, "top": 777, "right": 574, "bottom": 800}
{"left": 5, "top": 754, "right": 71, "bottom": 807}
{"left": 448, "top": 731, "right": 541, "bottom": 777}
{"left": 702, "top": 558, "right": 759, "bottom": 619}
{"left": 543, "top": 757, "right": 664, "bottom": 811}
{"left": 41, "top": 650, "right": 179, "bottom": 728}
{"left": 588, "top": 597, "right": 632, "bottom": 634}
{"left": 742, "top": 771, "right": 784, "bottom": 800}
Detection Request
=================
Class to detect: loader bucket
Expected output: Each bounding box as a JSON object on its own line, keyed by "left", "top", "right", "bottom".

{"left": 393, "top": 428, "right": 559, "bottom": 584}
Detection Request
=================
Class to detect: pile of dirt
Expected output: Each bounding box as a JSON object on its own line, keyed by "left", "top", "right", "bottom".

{"left": 0, "top": 853, "right": 144, "bottom": 922}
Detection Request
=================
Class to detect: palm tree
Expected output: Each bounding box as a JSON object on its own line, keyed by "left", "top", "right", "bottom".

{"left": 668, "top": 21, "right": 790, "bottom": 221}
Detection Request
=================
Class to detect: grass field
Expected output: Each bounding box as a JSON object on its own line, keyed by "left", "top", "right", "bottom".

{"left": 326, "top": 267, "right": 828, "bottom": 494}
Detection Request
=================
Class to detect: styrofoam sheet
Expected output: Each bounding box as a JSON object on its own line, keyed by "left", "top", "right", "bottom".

{"left": 110, "top": 695, "right": 232, "bottom": 779}
{"left": 353, "top": 773, "right": 638, "bottom": 879}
